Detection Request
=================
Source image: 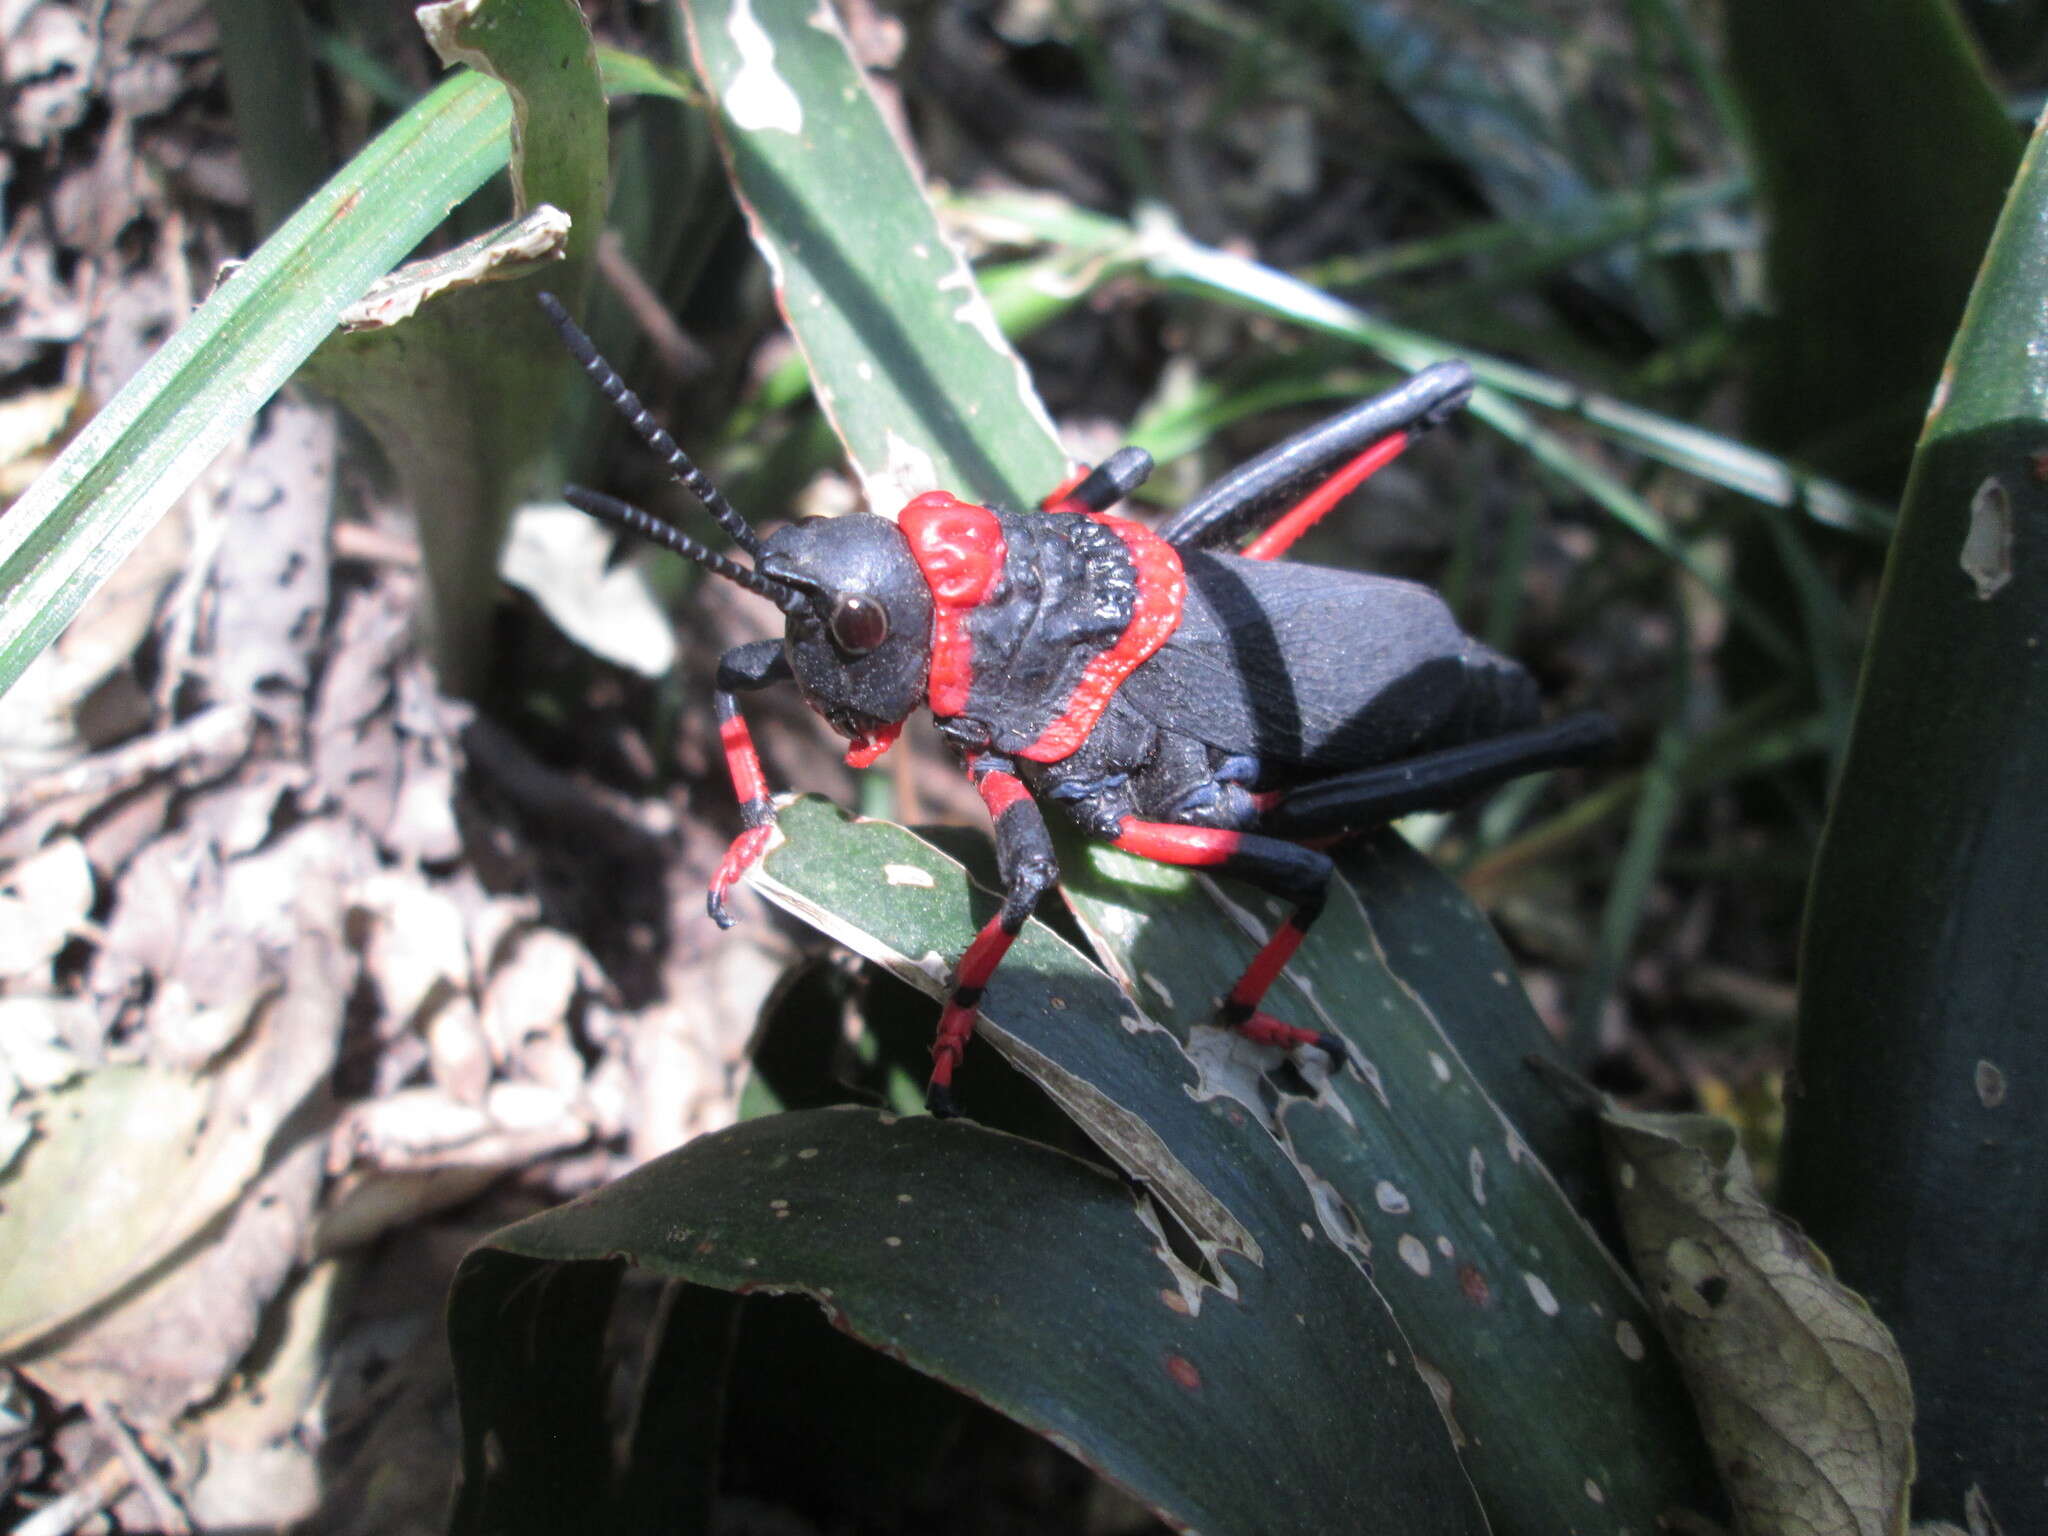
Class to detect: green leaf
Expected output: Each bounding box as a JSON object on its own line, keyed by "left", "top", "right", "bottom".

{"left": 1779, "top": 108, "right": 2048, "bottom": 1529}
{"left": 302, "top": 0, "right": 608, "bottom": 694}
{"left": 1724, "top": 0, "right": 2019, "bottom": 488}
{"left": 1054, "top": 825, "right": 1718, "bottom": 1528}
{"left": 451, "top": 1105, "right": 1489, "bottom": 1534}
{"left": 946, "top": 190, "right": 1894, "bottom": 540}
{"left": 677, "top": 0, "right": 1070, "bottom": 514}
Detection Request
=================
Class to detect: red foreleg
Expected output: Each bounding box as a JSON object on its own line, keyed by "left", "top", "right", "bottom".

{"left": 926, "top": 762, "right": 1059, "bottom": 1116}
{"left": 706, "top": 642, "right": 791, "bottom": 927}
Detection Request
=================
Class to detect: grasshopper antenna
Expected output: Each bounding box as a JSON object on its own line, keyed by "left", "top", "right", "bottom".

{"left": 561, "top": 486, "right": 805, "bottom": 614}
{"left": 539, "top": 291, "right": 774, "bottom": 563}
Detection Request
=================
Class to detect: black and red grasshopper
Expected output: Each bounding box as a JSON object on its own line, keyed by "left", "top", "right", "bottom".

{"left": 539, "top": 293, "right": 1612, "bottom": 1116}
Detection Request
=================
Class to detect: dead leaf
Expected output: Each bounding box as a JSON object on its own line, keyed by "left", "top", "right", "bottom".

{"left": 179, "top": 1259, "right": 342, "bottom": 1531}
{"left": 499, "top": 503, "right": 678, "bottom": 676}
{"left": 1602, "top": 1106, "right": 1915, "bottom": 1536}
{"left": 0, "top": 834, "right": 94, "bottom": 976}
{"left": 0, "top": 870, "right": 349, "bottom": 1357}
{"left": 477, "top": 925, "right": 589, "bottom": 1068}
{"left": 353, "top": 872, "right": 471, "bottom": 1032}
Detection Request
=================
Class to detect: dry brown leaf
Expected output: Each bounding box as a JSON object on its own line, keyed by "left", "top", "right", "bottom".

{"left": 180, "top": 1260, "right": 342, "bottom": 1531}
{"left": 354, "top": 872, "right": 471, "bottom": 1031}
{"left": 0, "top": 834, "right": 94, "bottom": 976}
{"left": 0, "top": 873, "right": 348, "bottom": 1357}
{"left": 477, "top": 925, "right": 589, "bottom": 1071}
{"left": 1602, "top": 1106, "right": 1915, "bottom": 1536}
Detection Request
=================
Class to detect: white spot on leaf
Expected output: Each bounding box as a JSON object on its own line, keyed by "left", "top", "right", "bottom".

{"left": 1398, "top": 1233, "right": 1432, "bottom": 1276}
{"left": 1976, "top": 1058, "right": 2007, "bottom": 1108}
{"left": 866, "top": 430, "right": 942, "bottom": 516}
{"left": 1468, "top": 1146, "right": 1487, "bottom": 1206}
{"left": 1616, "top": 1319, "right": 1646, "bottom": 1360}
{"left": 723, "top": 0, "right": 803, "bottom": 134}
{"left": 1428, "top": 1051, "right": 1452, "bottom": 1083}
{"left": 1961, "top": 475, "right": 2014, "bottom": 599}
{"left": 1375, "top": 1180, "right": 1410, "bottom": 1215}
{"left": 1523, "top": 1271, "right": 1560, "bottom": 1316}
{"left": 884, "top": 863, "right": 935, "bottom": 888}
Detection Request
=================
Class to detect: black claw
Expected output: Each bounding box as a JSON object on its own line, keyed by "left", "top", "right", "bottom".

{"left": 706, "top": 892, "right": 738, "bottom": 929}
{"left": 1312, "top": 1032, "right": 1351, "bottom": 1072}
{"left": 925, "top": 1080, "right": 960, "bottom": 1119}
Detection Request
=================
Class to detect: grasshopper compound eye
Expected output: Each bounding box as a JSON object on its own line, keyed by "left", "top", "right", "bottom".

{"left": 828, "top": 593, "right": 889, "bottom": 656}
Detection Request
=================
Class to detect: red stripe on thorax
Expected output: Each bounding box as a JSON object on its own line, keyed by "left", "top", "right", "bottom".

{"left": 1242, "top": 430, "right": 1409, "bottom": 561}
{"left": 1019, "top": 513, "right": 1186, "bottom": 763}
{"left": 900, "top": 491, "right": 1007, "bottom": 719}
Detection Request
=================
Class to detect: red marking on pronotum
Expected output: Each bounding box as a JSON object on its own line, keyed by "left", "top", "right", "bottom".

{"left": 900, "top": 491, "right": 1006, "bottom": 717}
{"left": 1163, "top": 1352, "right": 1203, "bottom": 1392}
{"left": 1242, "top": 430, "right": 1411, "bottom": 561}
{"left": 843, "top": 722, "right": 902, "bottom": 768}
{"left": 1020, "top": 514, "right": 1185, "bottom": 762}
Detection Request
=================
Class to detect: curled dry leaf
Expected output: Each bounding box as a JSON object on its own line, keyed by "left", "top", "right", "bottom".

{"left": 1601, "top": 1106, "right": 1915, "bottom": 1536}
{"left": 499, "top": 503, "right": 678, "bottom": 677}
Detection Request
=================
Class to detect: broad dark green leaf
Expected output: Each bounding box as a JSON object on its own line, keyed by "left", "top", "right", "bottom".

{"left": 302, "top": 0, "right": 608, "bottom": 694}
{"left": 452, "top": 1105, "right": 1487, "bottom": 1535}
{"left": 1724, "top": 0, "right": 2018, "bottom": 491}
{"left": 1055, "top": 829, "right": 1717, "bottom": 1529}
{"left": 1780, "top": 109, "right": 2048, "bottom": 1528}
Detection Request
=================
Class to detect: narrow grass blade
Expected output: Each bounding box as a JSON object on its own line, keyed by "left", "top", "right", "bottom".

{"left": 0, "top": 70, "right": 511, "bottom": 701}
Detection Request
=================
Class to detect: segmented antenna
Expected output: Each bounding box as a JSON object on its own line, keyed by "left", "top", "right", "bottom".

{"left": 564, "top": 487, "right": 805, "bottom": 614}
{"left": 538, "top": 291, "right": 770, "bottom": 561}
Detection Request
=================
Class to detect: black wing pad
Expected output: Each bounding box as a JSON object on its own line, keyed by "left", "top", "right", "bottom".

{"left": 1156, "top": 362, "right": 1475, "bottom": 552}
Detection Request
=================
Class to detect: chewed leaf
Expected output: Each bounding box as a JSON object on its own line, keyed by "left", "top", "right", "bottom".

{"left": 1602, "top": 1106, "right": 1915, "bottom": 1536}
{"left": 452, "top": 1106, "right": 1492, "bottom": 1534}
{"left": 1061, "top": 829, "right": 1716, "bottom": 1528}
